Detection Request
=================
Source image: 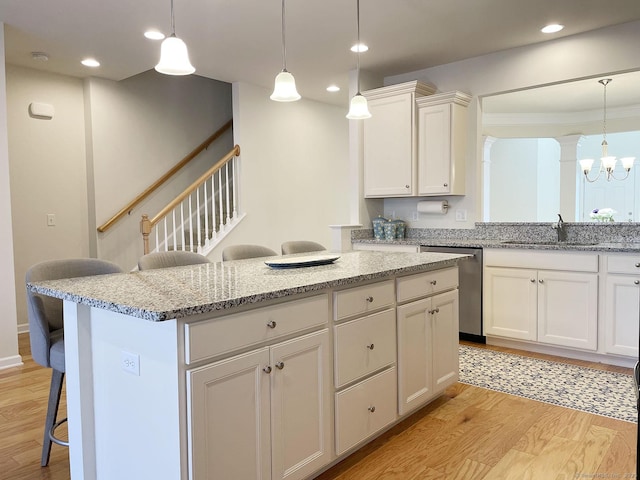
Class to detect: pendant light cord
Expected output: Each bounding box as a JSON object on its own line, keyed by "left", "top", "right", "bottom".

{"left": 170, "top": 0, "right": 176, "bottom": 35}
{"left": 281, "top": 0, "right": 288, "bottom": 72}
{"left": 355, "top": 0, "right": 361, "bottom": 95}
{"left": 600, "top": 78, "right": 611, "bottom": 155}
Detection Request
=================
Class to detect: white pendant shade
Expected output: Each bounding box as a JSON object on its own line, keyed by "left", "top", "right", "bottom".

{"left": 270, "top": 70, "right": 301, "bottom": 102}
{"left": 155, "top": 34, "right": 195, "bottom": 76}
{"left": 346, "top": 94, "right": 371, "bottom": 119}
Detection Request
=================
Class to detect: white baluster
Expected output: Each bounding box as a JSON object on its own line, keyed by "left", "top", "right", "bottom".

{"left": 194, "top": 189, "right": 200, "bottom": 253}
{"left": 154, "top": 225, "right": 159, "bottom": 253}
{"left": 172, "top": 209, "right": 177, "bottom": 252}
{"left": 180, "top": 203, "right": 185, "bottom": 252}
{"left": 163, "top": 218, "right": 168, "bottom": 252}
{"left": 225, "top": 163, "right": 231, "bottom": 224}
{"left": 218, "top": 170, "right": 224, "bottom": 232}
{"left": 231, "top": 156, "right": 237, "bottom": 220}
{"left": 203, "top": 181, "right": 209, "bottom": 246}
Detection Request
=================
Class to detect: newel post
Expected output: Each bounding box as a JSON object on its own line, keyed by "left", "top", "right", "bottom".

{"left": 140, "top": 214, "right": 152, "bottom": 255}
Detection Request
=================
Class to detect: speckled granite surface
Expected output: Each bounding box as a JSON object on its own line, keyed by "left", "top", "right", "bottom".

{"left": 353, "top": 222, "right": 640, "bottom": 252}
{"left": 27, "top": 251, "right": 467, "bottom": 322}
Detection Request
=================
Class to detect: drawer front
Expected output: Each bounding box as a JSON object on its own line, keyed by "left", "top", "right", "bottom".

{"left": 606, "top": 254, "right": 640, "bottom": 275}
{"left": 484, "top": 249, "right": 598, "bottom": 272}
{"left": 335, "top": 367, "right": 397, "bottom": 456}
{"left": 185, "top": 294, "right": 328, "bottom": 364}
{"left": 333, "top": 280, "right": 395, "bottom": 322}
{"left": 334, "top": 309, "right": 396, "bottom": 388}
{"left": 396, "top": 267, "right": 458, "bottom": 303}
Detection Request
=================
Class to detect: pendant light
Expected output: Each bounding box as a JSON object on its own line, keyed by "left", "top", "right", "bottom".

{"left": 270, "top": 0, "right": 301, "bottom": 102}
{"left": 579, "top": 78, "right": 635, "bottom": 182}
{"left": 346, "top": 0, "right": 371, "bottom": 119}
{"left": 155, "top": 0, "right": 195, "bottom": 76}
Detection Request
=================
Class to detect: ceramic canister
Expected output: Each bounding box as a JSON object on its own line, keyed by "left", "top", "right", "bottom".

{"left": 392, "top": 220, "right": 406, "bottom": 239}
{"left": 383, "top": 222, "right": 397, "bottom": 240}
{"left": 372, "top": 216, "right": 388, "bottom": 240}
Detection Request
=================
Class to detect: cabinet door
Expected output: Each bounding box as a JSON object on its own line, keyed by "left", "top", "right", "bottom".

{"left": 418, "top": 103, "right": 451, "bottom": 195}
{"left": 537, "top": 271, "right": 598, "bottom": 350}
{"left": 484, "top": 267, "right": 537, "bottom": 341}
{"left": 397, "top": 297, "right": 433, "bottom": 415}
{"left": 364, "top": 93, "right": 414, "bottom": 197}
{"left": 187, "top": 348, "right": 271, "bottom": 480}
{"left": 270, "top": 330, "right": 331, "bottom": 480}
{"left": 604, "top": 275, "right": 640, "bottom": 357}
{"left": 431, "top": 290, "right": 459, "bottom": 394}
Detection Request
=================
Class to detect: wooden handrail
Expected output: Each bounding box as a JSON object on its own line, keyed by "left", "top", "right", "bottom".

{"left": 97, "top": 119, "right": 233, "bottom": 233}
{"left": 140, "top": 145, "right": 240, "bottom": 254}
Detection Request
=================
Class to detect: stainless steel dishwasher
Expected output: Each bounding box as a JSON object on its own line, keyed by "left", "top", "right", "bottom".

{"left": 420, "top": 245, "right": 484, "bottom": 343}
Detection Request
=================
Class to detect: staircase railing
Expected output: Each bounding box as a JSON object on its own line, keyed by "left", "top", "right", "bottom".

{"left": 140, "top": 145, "right": 241, "bottom": 255}
{"left": 97, "top": 119, "right": 233, "bottom": 233}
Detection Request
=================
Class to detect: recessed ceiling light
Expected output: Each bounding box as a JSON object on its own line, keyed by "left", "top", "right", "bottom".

{"left": 326, "top": 85, "right": 340, "bottom": 92}
{"left": 350, "top": 43, "right": 368, "bottom": 53}
{"left": 81, "top": 58, "right": 100, "bottom": 68}
{"left": 144, "top": 30, "right": 165, "bottom": 40}
{"left": 541, "top": 24, "right": 564, "bottom": 34}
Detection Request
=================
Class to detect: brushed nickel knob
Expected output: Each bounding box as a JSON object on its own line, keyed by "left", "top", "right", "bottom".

{"left": 368, "top": 406, "right": 376, "bottom": 413}
{"left": 266, "top": 320, "right": 277, "bottom": 329}
{"left": 366, "top": 296, "right": 374, "bottom": 303}
{"left": 430, "top": 280, "right": 437, "bottom": 285}
{"left": 366, "top": 343, "right": 375, "bottom": 350}
{"left": 443, "top": 183, "right": 448, "bottom": 187}
{"left": 263, "top": 366, "right": 272, "bottom": 374}
{"left": 405, "top": 185, "right": 410, "bottom": 189}
{"left": 275, "top": 361, "right": 285, "bottom": 370}
{"left": 539, "top": 279, "right": 544, "bottom": 284}
{"left": 635, "top": 280, "right": 640, "bottom": 285}
{"left": 635, "top": 263, "right": 640, "bottom": 268}
{"left": 434, "top": 308, "right": 440, "bottom": 313}
{"left": 530, "top": 278, "right": 535, "bottom": 283}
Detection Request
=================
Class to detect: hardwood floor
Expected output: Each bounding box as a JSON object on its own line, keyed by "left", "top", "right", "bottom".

{"left": 0, "top": 335, "right": 635, "bottom": 480}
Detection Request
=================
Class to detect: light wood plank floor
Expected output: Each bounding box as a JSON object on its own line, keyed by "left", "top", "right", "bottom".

{"left": 0, "top": 336, "right": 635, "bottom": 480}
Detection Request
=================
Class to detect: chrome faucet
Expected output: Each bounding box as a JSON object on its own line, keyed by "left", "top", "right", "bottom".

{"left": 553, "top": 213, "right": 568, "bottom": 242}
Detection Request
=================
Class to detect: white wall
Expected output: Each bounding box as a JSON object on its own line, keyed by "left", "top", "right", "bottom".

{"left": 382, "top": 20, "right": 640, "bottom": 227}
{"left": 6, "top": 65, "right": 90, "bottom": 338}
{"left": 210, "top": 81, "right": 350, "bottom": 261}
{"left": 0, "top": 23, "right": 21, "bottom": 368}
{"left": 87, "top": 71, "right": 232, "bottom": 269}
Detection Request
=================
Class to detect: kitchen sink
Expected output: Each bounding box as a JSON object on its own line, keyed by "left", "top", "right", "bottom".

{"left": 501, "top": 240, "right": 599, "bottom": 246}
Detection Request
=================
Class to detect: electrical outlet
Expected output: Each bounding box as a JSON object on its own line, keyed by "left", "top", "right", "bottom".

{"left": 121, "top": 351, "right": 140, "bottom": 376}
{"left": 412, "top": 211, "right": 419, "bottom": 221}
{"left": 47, "top": 214, "right": 56, "bottom": 226}
{"left": 455, "top": 209, "right": 467, "bottom": 222}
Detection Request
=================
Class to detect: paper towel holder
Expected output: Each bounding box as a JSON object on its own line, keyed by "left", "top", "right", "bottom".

{"left": 417, "top": 200, "right": 449, "bottom": 215}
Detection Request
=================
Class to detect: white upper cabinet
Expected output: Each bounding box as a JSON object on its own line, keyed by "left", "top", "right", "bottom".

{"left": 416, "top": 92, "right": 470, "bottom": 196}
{"left": 362, "top": 82, "right": 470, "bottom": 198}
{"left": 363, "top": 81, "right": 435, "bottom": 198}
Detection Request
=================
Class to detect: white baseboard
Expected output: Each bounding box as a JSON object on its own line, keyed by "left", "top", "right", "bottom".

{"left": 0, "top": 354, "right": 23, "bottom": 370}
{"left": 17, "top": 322, "right": 29, "bottom": 334}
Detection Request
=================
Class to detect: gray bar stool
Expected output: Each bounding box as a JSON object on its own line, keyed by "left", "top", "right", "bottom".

{"left": 138, "top": 251, "right": 211, "bottom": 270}
{"left": 222, "top": 244, "right": 278, "bottom": 261}
{"left": 26, "top": 258, "right": 123, "bottom": 466}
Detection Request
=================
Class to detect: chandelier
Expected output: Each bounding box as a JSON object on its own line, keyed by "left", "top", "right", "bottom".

{"left": 579, "top": 78, "right": 634, "bottom": 182}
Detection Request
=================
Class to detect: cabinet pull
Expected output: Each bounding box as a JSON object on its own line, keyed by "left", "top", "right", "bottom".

{"left": 530, "top": 278, "right": 535, "bottom": 283}
{"left": 266, "top": 320, "right": 277, "bottom": 329}
{"left": 275, "top": 361, "right": 285, "bottom": 370}
{"left": 365, "top": 296, "right": 374, "bottom": 303}
{"left": 538, "top": 279, "right": 544, "bottom": 284}
{"left": 405, "top": 185, "right": 410, "bottom": 189}
{"left": 443, "top": 183, "right": 448, "bottom": 187}
{"left": 434, "top": 308, "right": 439, "bottom": 314}
{"left": 429, "top": 308, "right": 440, "bottom": 315}
{"left": 635, "top": 280, "right": 640, "bottom": 285}
{"left": 366, "top": 343, "right": 375, "bottom": 350}
{"left": 636, "top": 263, "right": 640, "bottom": 268}
{"left": 263, "top": 366, "right": 272, "bottom": 374}
{"left": 368, "top": 406, "right": 376, "bottom": 413}
{"left": 430, "top": 280, "right": 437, "bottom": 286}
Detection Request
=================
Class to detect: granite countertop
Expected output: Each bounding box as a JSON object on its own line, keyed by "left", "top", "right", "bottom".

{"left": 27, "top": 251, "right": 468, "bottom": 322}
{"left": 353, "top": 237, "right": 640, "bottom": 252}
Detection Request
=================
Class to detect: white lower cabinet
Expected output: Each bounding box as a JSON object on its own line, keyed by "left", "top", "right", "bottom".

{"left": 483, "top": 250, "right": 599, "bottom": 351}
{"left": 334, "top": 367, "right": 397, "bottom": 455}
{"left": 187, "top": 329, "right": 331, "bottom": 480}
{"left": 397, "top": 289, "right": 459, "bottom": 415}
{"left": 603, "top": 254, "right": 640, "bottom": 358}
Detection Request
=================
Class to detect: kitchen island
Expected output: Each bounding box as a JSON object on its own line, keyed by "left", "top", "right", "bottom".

{"left": 28, "top": 250, "right": 467, "bottom": 480}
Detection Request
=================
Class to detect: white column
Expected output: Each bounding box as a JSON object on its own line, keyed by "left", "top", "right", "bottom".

{"left": 0, "top": 22, "right": 21, "bottom": 369}
{"left": 481, "top": 136, "right": 497, "bottom": 222}
{"left": 556, "top": 135, "right": 584, "bottom": 221}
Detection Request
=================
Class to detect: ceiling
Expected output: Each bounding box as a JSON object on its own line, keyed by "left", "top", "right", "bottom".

{"left": 2, "top": 0, "right": 640, "bottom": 108}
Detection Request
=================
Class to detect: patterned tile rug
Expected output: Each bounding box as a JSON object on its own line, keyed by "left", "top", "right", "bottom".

{"left": 458, "top": 345, "right": 637, "bottom": 423}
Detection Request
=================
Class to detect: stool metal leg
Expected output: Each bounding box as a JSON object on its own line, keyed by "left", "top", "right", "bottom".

{"left": 42, "top": 369, "right": 65, "bottom": 467}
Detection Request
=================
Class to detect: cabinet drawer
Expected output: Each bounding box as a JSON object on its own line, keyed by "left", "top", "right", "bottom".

{"left": 396, "top": 267, "right": 458, "bottom": 303}
{"left": 335, "top": 367, "right": 397, "bottom": 456}
{"left": 606, "top": 254, "right": 640, "bottom": 275}
{"left": 334, "top": 309, "right": 396, "bottom": 388}
{"left": 333, "top": 280, "right": 395, "bottom": 322}
{"left": 185, "top": 294, "right": 328, "bottom": 364}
